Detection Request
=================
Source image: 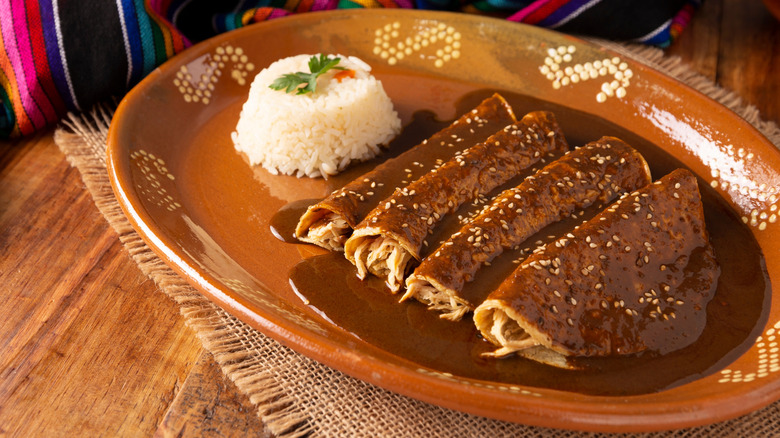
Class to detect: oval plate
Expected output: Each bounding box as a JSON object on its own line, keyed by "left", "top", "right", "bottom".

{"left": 107, "top": 9, "right": 780, "bottom": 432}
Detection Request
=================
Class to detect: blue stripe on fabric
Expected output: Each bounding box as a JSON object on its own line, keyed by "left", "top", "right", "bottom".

{"left": 132, "top": 0, "right": 156, "bottom": 77}
{"left": 212, "top": 15, "right": 228, "bottom": 33}
{"left": 211, "top": 0, "right": 251, "bottom": 34}
{"left": 537, "top": 0, "right": 586, "bottom": 27}
{"left": 38, "top": 0, "right": 77, "bottom": 110}
{"left": 547, "top": 0, "right": 603, "bottom": 28}
{"left": 640, "top": 29, "right": 671, "bottom": 46}
{"left": 120, "top": 0, "right": 145, "bottom": 85}
{"left": 482, "top": 0, "right": 532, "bottom": 11}
{"left": 114, "top": 0, "right": 133, "bottom": 87}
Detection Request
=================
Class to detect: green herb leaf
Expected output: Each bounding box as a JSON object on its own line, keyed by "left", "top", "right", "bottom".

{"left": 269, "top": 54, "right": 345, "bottom": 95}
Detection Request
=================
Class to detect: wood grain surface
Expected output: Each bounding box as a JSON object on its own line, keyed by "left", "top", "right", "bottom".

{"left": 0, "top": 1, "right": 778, "bottom": 436}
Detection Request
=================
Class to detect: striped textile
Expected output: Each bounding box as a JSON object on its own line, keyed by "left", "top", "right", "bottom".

{"left": 0, "top": 0, "right": 698, "bottom": 138}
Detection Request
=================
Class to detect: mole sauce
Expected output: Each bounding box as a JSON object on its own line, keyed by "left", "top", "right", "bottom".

{"left": 272, "top": 90, "right": 770, "bottom": 396}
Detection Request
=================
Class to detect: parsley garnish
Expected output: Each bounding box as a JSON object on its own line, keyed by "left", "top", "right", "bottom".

{"left": 269, "top": 54, "right": 346, "bottom": 95}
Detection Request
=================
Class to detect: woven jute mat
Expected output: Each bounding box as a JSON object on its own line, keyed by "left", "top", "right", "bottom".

{"left": 54, "top": 41, "right": 780, "bottom": 437}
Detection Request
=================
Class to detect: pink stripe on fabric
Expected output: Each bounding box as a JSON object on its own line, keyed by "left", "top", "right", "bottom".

{"left": 0, "top": 0, "right": 46, "bottom": 132}
{"left": 15, "top": 0, "right": 57, "bottom": 122}
{"left": 269, "top": 9, "right": 292, "bottom": 19}
{"left": 508, "top": 0, "right": 552, "bottom": 22}
{"left": 311, "top": 0, "right": 338, "bottom": 11}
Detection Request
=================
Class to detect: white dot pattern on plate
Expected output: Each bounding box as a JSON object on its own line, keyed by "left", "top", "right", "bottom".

{"left": 221, "top": 277, "right": 328, "bottom": 336}
{"left": 416, "top": 368, "right": 543, "bottom": 397}
{"left": 130, "top": 149, "right": 181, "bottom": 212}
{"left": 719, "top": 320, "right": 780, "bottom": 383}
{"left": 539, "top": 45, "right": 632, "bottom": 103}
{"left": 372, "top": 21, "right": 461, "bottom": 67}
{"left": 708, "top": 147, "right": 778, "bottom": 232}
{"left": 173, "top": 45, "right": 255, "bottom": 104}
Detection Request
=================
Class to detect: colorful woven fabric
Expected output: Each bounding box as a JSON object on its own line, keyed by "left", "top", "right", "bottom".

{"left": 0, "top": 0, "right": 699, "bottom": 138}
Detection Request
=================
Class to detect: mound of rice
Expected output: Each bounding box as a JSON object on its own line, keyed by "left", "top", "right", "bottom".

{"left": 232, "top": 54, "right": 401, "bottom": 178}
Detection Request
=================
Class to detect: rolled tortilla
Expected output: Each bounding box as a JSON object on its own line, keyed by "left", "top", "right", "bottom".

{"left": 295, "top": 94, "right": 516, "bottom": 251}
{"left": 345, "top": 111, "right": 568, "bottom": 291}
{"left": 404, "top": 137, "right": 652, "bottom": 320}
{"left": 473, "top": 169, "right": 720, "bottom": 368}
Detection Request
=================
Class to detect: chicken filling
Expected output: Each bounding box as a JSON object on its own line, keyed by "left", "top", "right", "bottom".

{"left": 402, "top": 278, "right": 472, "bottom": 321}
{"left": 484, "top": 309, "right": 540, "bottom": 357}
{"left": 352, "top": 236, "right": 412, "bottom": 292}
{"left": 305, "top": 214, "right": 350, "bottom": 251}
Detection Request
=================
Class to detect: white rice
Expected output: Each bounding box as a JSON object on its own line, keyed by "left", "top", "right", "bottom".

{"left": 232, "top": 54, "right": 401, "bottom": 178}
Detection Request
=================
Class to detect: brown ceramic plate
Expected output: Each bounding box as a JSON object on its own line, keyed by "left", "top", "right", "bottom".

{"left": 107, "top": 10, "right": 780, "bottom": 432}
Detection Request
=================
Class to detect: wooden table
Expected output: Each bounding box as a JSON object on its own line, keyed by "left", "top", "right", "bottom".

{"left": 1, "top": 1, "right": 778, "bottom": 436}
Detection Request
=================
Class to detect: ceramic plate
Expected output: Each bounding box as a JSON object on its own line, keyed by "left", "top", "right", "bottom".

{"left": 107, "top": 10, "right": 780, "bottom": 432}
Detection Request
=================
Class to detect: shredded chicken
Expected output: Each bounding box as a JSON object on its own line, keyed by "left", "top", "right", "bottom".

{"left": 352, "top": 236, "right": 412, "bottom": 292}
{"left": 402, "top": 278, "right": 472, "bottom": 321}
{"left": 483, "top": 310, "right": 539, "bottom": 357}
{"left": 305, "top": 215, "right": 350, "bottom": 251}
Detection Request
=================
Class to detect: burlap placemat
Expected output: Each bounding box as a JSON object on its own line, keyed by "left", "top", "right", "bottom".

{"left": 54, "top": 41, "right": 780, "bottom": 437}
